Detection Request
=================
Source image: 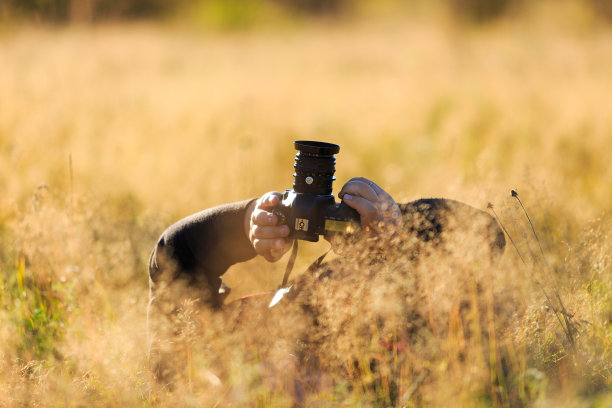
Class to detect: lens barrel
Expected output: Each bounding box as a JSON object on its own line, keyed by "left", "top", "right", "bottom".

{"left": 293, "top": 141, "right": 340, "bottom": 195}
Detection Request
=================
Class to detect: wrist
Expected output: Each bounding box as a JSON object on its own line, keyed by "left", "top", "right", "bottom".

{"left": 244, "top": 199, "right": 257, "bottom": 243}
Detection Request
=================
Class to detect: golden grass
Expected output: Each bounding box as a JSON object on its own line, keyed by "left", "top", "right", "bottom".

{"left": 1, "top": 5, "right": 611, "bottom": 406}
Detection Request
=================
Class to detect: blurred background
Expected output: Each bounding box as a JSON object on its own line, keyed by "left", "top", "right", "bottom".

{"left": 0, "top": 0, "right": 611, "bottom": 406}
{"left": 1, "top": 0, "right": 612, "bottom": 25}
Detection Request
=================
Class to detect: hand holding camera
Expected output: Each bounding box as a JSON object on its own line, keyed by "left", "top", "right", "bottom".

{"left": 246, "top": 141, "right": 402, "bottom": 263}
{"left": 338, "top": 177, "right": 402, "bottom": 236}
{"left": 247, "top": 192, "right": 292, "bottom": 262}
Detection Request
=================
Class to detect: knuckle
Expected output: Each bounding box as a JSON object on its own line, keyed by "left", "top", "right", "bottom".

{"left": 255, "top": 210, "right": 272, "bottom": 225}
{"left": 255, "top": 211, "right": 267, "bottom": 224}
{"left": 267, "top": 191, "right": 281, "bottom": 201}
{"left": 253, "top": 239, "right": 266, "bottom": 252}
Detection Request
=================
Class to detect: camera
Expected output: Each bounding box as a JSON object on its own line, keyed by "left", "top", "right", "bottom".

{"left": 273, "top": 141, "right": 360, "bottom": 242}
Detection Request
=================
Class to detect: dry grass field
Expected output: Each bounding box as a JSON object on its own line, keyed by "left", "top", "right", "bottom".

{"left": 1, "top": 2, "right": 611, "bottom": 406}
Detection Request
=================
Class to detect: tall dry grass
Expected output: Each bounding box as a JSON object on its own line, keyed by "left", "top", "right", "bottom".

{"left": 1, "top": 3, "right": 611, "bottom": 406}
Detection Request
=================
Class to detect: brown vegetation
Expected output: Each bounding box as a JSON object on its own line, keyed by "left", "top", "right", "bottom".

{"left": 0, "top": 3, "right": 611, "bottom": 406}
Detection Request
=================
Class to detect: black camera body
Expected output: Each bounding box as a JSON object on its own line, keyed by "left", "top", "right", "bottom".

{"left": 273, "top": 141, "right": 360, "bottom": 242}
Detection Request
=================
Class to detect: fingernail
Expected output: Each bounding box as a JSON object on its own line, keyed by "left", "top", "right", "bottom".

{"left": 344, "top": 194, "right": 353, "bottom": 201}
{"left": 268, "top": 214, "right": 274, "bottom": 223}
{"left": 281, "top": 225, "right": 289, "bottom": 235}
{"left": 275, "top": 239, "right": 283, "bottom": 248}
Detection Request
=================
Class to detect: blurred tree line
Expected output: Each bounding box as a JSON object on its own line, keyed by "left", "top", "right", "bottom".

{"left": 0, "top": 0, "right": 611, "bottom": 24}
{"left": 0, "top": 0, "right": 175, "bottom": 22}
{"left": 0, "top": 0, "right": 350, "bottom": 22}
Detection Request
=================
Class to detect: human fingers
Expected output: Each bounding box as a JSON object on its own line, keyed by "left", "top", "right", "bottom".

{"left": 270, "top": 239, "right": 292, "bottom": 260}
{"left": 341, "top": 177, "right": 398, "bottom": 203}
{"left": 252, "top": 224, "right": 290, "bottom": 239}
{"left": 342, "top": 178, "right": 400, "bottom": 215}
{"left": 249, "top": 191, "right": 293, "bottom": 262}
{"left": 338, "top": 178, "right": 380, "bottom": 204}
{"left": 342, "top": 178, "right": 403, "bottom": 231}
{"left": 253, "top": 237, "right": 291, "bottom": 262}
{"left": 341, "top": 193, "right": 381, "bottom": 230}
{"left": 257, "top": 192, "right": 282, "bottom": 210}
{"left": 251, "top": 208, "right": 280, "bottom": 227}
{"left": 250, "top": 210, "right": 292, "bottom": 262}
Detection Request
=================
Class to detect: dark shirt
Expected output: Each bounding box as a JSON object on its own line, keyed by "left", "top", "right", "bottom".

{"left": 149, "top": 198, "right": 506, "bottom": 308}
{"left": 149, "top": 199, "right": 256, "bottom": 306}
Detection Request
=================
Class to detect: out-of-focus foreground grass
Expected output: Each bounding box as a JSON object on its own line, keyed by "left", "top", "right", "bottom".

{"left": 0, "top": 1, "right": 611, "bottom": 406}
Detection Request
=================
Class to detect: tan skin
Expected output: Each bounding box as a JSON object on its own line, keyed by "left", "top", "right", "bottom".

{"left": 244, "top": 177, "right": 402, "bottom": 262}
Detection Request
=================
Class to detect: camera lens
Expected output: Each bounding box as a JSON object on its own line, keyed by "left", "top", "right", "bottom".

{"left": 293, "top": 141, "right": 340, "bottom": 195}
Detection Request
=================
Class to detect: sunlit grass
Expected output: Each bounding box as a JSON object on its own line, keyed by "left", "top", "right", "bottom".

{"left": 0, "top": 5, "right": 611, "bottom": 406}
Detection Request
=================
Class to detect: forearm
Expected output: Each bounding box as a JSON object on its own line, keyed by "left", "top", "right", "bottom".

{"left": 149, "top": 199, "right": 257, "bottom": 293}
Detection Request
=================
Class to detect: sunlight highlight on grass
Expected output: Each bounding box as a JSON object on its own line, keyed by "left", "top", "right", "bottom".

{"left": 0, "top": 5, "right": 611, "bottom": 406}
